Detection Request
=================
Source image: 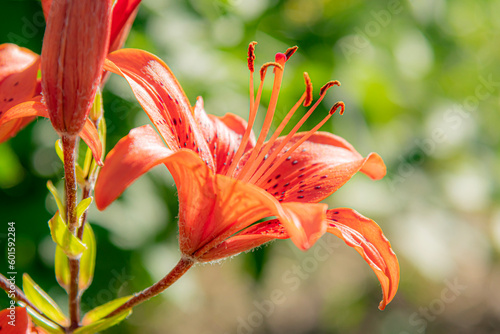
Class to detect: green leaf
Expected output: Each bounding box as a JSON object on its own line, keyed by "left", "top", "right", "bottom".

{"left": 55, "top": 139, "right": 63, "bottom": 163}
{"left": 54, "top": 245, "right": 70, "bottom": 293}
{"left": 82, "top": 296, "right": 132, "bottom": 326}
{"left": 75, "top": 310, "right": 131, "bottom": 334}
{"left": 47, "top": 181, "right": 66, "bottom": 220}
{"left": 76, "top": 197, "right": 93, "bottom": 227}
{"left": 83, "top": 147, "right": 93, "bottom": 177}
{"left": 48, "top": 211, "right": 86, "bottom": 258}
{"left": 76, "top": 164, "right": 87, "bottom": 186}
{"left": 23, "top": 273, "right": 69, "bottom": 327}
{"left": 79, "top": 223, "right": 96, "bottom": 292}
{"left": 26, "top": 307, "right": 65, "bottom": 334}
{"left": 89, "top": 87, "right": 103, "bottom": 122}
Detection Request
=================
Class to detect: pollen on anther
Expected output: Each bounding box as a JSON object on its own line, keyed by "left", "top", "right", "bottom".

{"left": 320, "top": 80, "right": 341, "bottom": 96}
{"left": 284, "top": 46, "right": 298, "bottom": 60}
{"left": 248, "top": 41, "right": 257, "bottom": 72}
{"left": 303, "top": 72, "right": 313, "bottom": 107}
{"left": 330, "top": 101, "right": 345, "bottom": 115}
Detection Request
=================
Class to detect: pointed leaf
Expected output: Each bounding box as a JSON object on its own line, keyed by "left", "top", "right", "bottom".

{"left": 82, "top": 295, "right": 132, "bottom": 325}
{"left": 48, "top": 211, "right": 87, "bottom": 258}
{"left": 55, "top": 139, "right": 63, "bottom": 162}
{"left": 79, "top": 223, "right": 96, "bottom": 292}
{"left": 26, "top": 307, "right": 65, "bottom": 334}
{"left": 47, "top": 180, "right": 65, "bottom": 220}
{"left": 22, "top": 273, "right": 69, "bottom": 327}
{"left": 54, "top": 245, "right": 70, "bottom": 293}
{"left": 75, "top": 310, "right": 130, "bottom": 334}
{"left": 75, "top": 164, "right": 86, "bottom": 186}
{"left": 76, "top": 197, "right": 93, "bottom": 227}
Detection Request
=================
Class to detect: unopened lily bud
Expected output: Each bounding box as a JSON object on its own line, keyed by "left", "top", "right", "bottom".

{"left": 41, "top": 0, "right": 113, "bottom": 136}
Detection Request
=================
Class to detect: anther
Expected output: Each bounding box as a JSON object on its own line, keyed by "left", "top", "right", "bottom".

{"left": 248, "top": 41, "right": 257, "bottom": 72}
{"left": 260, "top": 62, "right": 284, "bottom": 80}
{"left": 320, "top": 80, "right": 341, "bottom": 96}
{"left": 284, "top": 46, "right": 298, "bottom": 60}
{"left": 330, "top": 101, "right": 345, "bottom": 115}
{"left": 303, "top": 72, "right": 313, "bottom": 107}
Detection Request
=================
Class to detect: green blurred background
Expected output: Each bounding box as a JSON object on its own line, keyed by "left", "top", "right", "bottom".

{"left": 1, "top": 0, "right": 500, "bottom": 333}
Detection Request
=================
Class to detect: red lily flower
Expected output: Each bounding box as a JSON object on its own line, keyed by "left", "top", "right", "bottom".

{"left": 0, "top": 0, "right": 141, "bottom": 160}
{"left": 0, "top": 307, "right": 47, "bottom": 334}
{"left": 94, "top": 45, "right": 399, "bottom": 309}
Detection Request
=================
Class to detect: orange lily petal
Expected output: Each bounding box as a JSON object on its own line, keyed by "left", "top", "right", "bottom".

{"left": 199, "top": 201, "right": 328, "bottom": 260}
{"left": 238, "top": 132, "right": 386, "bottom": 204}
{"left": 0, "top": 307, "right": 30, "bottom": 334}
{"left": 326, "top": 208, "right": 399, "bottom": 310}
{"left": 198, "top": 220, "right": 287, "bottom": 261}
{"left": 0, "top": 44, "right": 40, "bottom": 143}
{"left": 280, "top": 202, "right": 327, "bottom": 250}
{"left": 161, "top": 149, "right": 328, "bottom": 256}
{"left": 95, "top": 124, "right": 173, "bottom": 210}
{"left": 109, "top": 0, "right": 142, "bottom": 53}
{"left": 0, "top": 100, "right": 103, "bottom": 164}
{"left": 193, "top": 96, "right": 255, "bottom": 174}
{"left": 105, "top": 49, "right": 215, "bottom": 170}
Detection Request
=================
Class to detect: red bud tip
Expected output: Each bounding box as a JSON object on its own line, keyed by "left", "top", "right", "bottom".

{"left": 284, "top": 46, "right": 298, "bottom": 61}
{"left": 247, "top": 41, "right": 257, "bottom": 72}
{"left": 329, "top": 101, "right": 345, "bottom": 115}
{"left": 260, "top": 62, "right": 284, "bottom": 80}
{"left": 319, "top": 80, "right": 341, "bottom": 96}
{"left": 303, "top": 72, "right": 313, "bottom": 107}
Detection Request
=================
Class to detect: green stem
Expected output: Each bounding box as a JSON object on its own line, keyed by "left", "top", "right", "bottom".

{"left": 105, "top": 257, "right": 194, "bottom": 318}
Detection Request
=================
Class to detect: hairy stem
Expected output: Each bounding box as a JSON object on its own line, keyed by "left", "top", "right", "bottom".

{"left": 62, "top": 134, "right": 80, "bottom": 329}
{"left": 106, "top": 257, "right": 194, "bottom": 318}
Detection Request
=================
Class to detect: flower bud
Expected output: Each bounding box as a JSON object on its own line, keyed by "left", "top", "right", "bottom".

{"left": 41, "top": 0, "right": 113, "bottom": 136}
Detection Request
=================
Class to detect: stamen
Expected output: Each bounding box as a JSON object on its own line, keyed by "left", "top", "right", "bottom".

{"left": 320, "top": 80, "right": 340, "bottom": 96}
{"left": 247, "top": 41, "right": 257, "bottom": 72}
{"left": 260, "top": 62, "right": 284, "bottom": 81}
{"left": 239, "top": 72, "right": 311, "bottom": 182}
{"left": 236, "top": 53, "right": 287, "bottom": 180}
{"left": 255, "top": 101, "right": 345, "bottom": 186}
{"left": 248, "top": 82, "right": 342, "bottom": 184}
{"left": 303, "top": 72, "right": 313, "bottom": 107}
{"left": 225, "top": 58, "right": 278, "bottom": 176}
{"left": 248, "top": 42, "right": 257, "bottom": 121}
{"left": 284, "top": 46, "right": 298, "bottom": 61}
